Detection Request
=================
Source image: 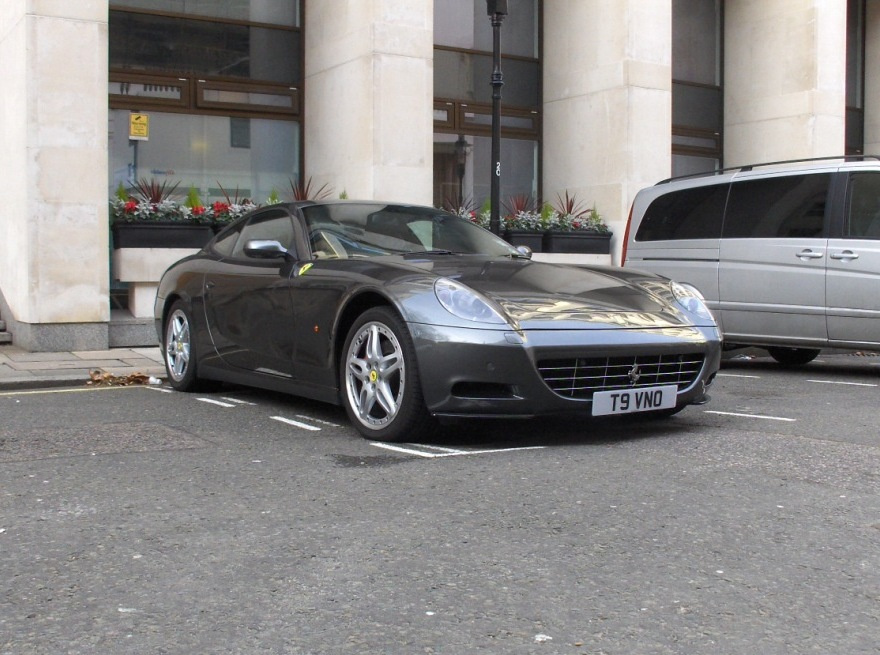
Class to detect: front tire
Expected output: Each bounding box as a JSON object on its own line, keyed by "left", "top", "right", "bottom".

{"left": 163, "top": 301, "right": 203, "bottom": 391}
{"left": 341, "top": 307, "right": 434, "bottom": 442}
{"left": 767, "top": 346, "right": 820, "bottom": 367}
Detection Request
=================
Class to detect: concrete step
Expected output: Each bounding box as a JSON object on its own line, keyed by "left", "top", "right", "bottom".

{"left": 0, "top": 332, "right": 11, "bottom": 345}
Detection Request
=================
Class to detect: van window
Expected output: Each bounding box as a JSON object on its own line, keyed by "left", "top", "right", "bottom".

{"left": 635, "top": 184, "right": 727, "bottom": 241}
{"left": 846, "top": 172, "right": 880, "bottom": 238}
{"left": 723, "top": 174, "right": 830, "bottom": 239}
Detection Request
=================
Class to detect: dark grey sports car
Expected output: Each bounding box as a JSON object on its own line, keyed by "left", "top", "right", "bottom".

{"left": 155, "top": 201, "right": 721, "bottom": 441}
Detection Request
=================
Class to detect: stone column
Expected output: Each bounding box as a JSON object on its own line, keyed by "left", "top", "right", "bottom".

{"left": 304, "top": 1, "right": 433, "bottom": 203}
{"left": 542, "top": 0, "right": 672, "bottom": 262}
{"left": 0, "top": 1, "right": 110, "bottom": 350}
{"left": 724, "top": 0, "right": 846, "bottom": 165}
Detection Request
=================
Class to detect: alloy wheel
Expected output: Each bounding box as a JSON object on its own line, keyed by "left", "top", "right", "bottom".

{"left": 345, "top": 321, "right": 405, "bottom": 430}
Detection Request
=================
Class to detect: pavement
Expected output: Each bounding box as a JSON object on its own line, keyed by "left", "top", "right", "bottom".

{"left": 0, "top": 345, "right": 166, "bottom": 390}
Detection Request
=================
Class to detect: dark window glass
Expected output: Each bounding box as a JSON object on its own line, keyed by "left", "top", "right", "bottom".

{"left": 213, "top": 224, "right": 243, "bottom": 257}
{"left": 110, "top": 1, "right": 299, "bottom": 27}
{"left": 724, "top": 175, "right": 831, "bottom": 239}
{"left": 846, "top": 172, "right": 880, "bottom": 238}
{"left": 673, "top": 0, "right": 721, "bottom": 85}
{"left": 672, "top": 0, "right": 722, "bottom": 174}
{"left": 109, "top": 10, "right": 301, "bottom": 85}
{"left": 434, "top": 50, "right": 539, "bottom": 108}
{"left": 434, "top": 0, "right": 538, "bottom": 58}
{"left": 672, "top": 83, "right": 722, "bottom": 132}
{"left": 636, "top": 184, "right": 728, "bottom": 242}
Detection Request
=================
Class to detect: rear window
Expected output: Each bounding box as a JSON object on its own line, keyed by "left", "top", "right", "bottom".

{"left": 723, "top": 174, "right": 830, "bottom": 238}
{"left": 635, "top": 184, "right": 727, "bottom": 241}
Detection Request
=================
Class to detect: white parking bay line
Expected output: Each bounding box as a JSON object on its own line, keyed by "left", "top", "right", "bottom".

{"left": 806, "top": 379, "right": 877, "bottom": 387}
{"left": 220, "top": 396, "right": 259, "bottom": 405}
{"left": 704, "top": 410, "right": 795, "bottom": 422}
{"left": 295, "top": 414, "right": 341, "bottom": 427}
{"left": 717, "top": 373, "right": 762, "bottom": 379}
{"left": 271, "top": 416, "right": 322, "bottom": 431}
{"left": 370, "top": 442, "right": 545, "bottom": 458}
{"left": 197, "top": 398, "right": 237, "bottom": 408}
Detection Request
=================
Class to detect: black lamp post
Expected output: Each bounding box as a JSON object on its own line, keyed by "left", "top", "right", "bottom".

{"left": 486, "top": 0, "right": 507, "bottom": 235}
{"left": 454, "top": 134, "right": 468, "bottom": 208}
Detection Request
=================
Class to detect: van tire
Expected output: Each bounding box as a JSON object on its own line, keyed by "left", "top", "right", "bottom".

{"left": 767, "top": 347, "right": 820, "bottom": 366}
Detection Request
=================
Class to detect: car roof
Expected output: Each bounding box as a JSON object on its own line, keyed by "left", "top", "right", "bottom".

{"left": 655, "top": 154, "right": 880, "bottom": 187}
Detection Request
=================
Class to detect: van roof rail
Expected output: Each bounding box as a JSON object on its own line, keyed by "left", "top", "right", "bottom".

{"left": 656, "top": 154, "right": 880, "bottom": 185}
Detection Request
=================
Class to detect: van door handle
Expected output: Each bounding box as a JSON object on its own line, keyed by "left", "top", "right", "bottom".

{"left": 829, "top": 250, "right": 859, "bottom": 261}
{"left": 796, "top": 249, "right": 824, "bottom": 260}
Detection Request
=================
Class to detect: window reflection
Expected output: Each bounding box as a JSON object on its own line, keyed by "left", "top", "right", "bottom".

{"left": 110, "top": 0, "right": 300, "bottom": 27}
{"left": 109, "top": 109, "right": 300, "bottom": 205}
{"left": 110, "top": 10, "right": 301, "bottom": 85}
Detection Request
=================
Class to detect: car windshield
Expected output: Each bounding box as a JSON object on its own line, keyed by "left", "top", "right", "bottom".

{"left": 301, "top": 203, "right": 520, "bottom": 259}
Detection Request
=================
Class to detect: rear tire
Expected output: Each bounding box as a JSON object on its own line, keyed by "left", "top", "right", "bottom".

{"left": 341, "top": 307, "right": 435, "bottom": 442}
{"left": 767, "top": 347, "right": 820, "bottom": 367}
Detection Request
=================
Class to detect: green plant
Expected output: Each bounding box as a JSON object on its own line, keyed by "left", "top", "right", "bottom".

{"left": 290, "top": 177, "right": 333, "bottom": 201}
{"left": 502, "top": 194, "right": 543, "bottom": 231}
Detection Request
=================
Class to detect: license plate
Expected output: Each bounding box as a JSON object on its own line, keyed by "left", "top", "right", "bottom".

{"left": 591, "top": 384, "right": 678, "bottom": 416}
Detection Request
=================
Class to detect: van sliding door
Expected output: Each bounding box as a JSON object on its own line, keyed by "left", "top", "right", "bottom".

{"left": 718, "top": 173, "right": 831, "bottom": 345}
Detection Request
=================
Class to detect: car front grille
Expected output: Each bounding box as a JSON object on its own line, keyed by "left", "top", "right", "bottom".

{"left": 537, "top": 353, "right": 705, "bottom": 400}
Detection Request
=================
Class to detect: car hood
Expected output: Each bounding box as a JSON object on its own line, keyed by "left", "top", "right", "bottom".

{"left": 400, "top": 256, "right": 698, "bottom": 331}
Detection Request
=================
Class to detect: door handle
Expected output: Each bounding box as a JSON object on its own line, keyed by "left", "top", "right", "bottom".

{"left": 829, "top": 250, "right": 859, "bottom": 261}
{"left": 796, "top": 249, "right": 824, "bottom": 260}
{"left": 205, "top": 280, "right": 216, "bottom": 289}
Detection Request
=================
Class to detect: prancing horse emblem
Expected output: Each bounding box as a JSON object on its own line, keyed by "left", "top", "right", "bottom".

{"left": 628, "top": 363, "right": 641, "bottom": 386}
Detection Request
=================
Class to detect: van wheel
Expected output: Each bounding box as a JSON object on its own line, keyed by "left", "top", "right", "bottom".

{"left": 767, "top": 347, "right": 820, "bottom": 366}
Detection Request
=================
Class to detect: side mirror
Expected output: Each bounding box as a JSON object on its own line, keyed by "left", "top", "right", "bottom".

{"left": 515, "top": 245, "right": 532, "bottom": 260}
{"left": 243, "top": 239, "right": 291, "bottom": 260}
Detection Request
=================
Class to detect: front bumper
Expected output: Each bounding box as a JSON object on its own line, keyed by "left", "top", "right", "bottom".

{"left": 410, "top": 322, "right": 722, "bottom": 418}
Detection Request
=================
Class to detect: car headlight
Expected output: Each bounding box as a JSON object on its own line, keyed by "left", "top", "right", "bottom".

{"left": 671, "top": 282, "right": 714, "bottom": 321}
{"left": 434, "top": 278, "right": 508, "bottom": 324}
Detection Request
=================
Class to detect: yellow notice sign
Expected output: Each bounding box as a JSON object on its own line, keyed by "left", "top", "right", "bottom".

{"left": 129, "top": 113, "right": 149, "bottom": 141}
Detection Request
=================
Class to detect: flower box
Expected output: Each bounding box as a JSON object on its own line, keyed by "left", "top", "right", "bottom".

{"left": 543, "top": 231, "right": 612, "bottom": 254}
{"left": 111, "top": 221, "right": 215, "bottom": 249}
{"left": 503, "top": 230, "right": 545, "bottom": 253}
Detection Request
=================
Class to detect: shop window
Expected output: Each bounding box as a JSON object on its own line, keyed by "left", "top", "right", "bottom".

{"left": 111, "top": 0, "right": 299, "bottom": 27}
{"left": 109, "top": 109, "right": 300, "bottom": 206}
{"left": 672, "top": 0, "right": 722, "bottom": 176}
{"left": 433, "top": 1, "right": 541, "bottom": 211}
{"left": 846, "top": 0, "right": 866, "bottom": 155}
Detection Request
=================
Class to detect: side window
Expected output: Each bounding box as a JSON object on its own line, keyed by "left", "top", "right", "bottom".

{"left": 846, "top": 172, "right": 880, "bottom": 238}
{"left": 212, "top": 224, "right": 242, "bottom": 257}
{"left": 724, "top": 174, "right": 830, "bottom": 239}
{"left": 232, "top": 209, "right": 295, "bottom": 258}
{"left": 635, "top": 184, "right": 727, "bottom": 241}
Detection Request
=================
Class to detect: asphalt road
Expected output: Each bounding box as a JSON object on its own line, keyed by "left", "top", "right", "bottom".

{"left": 1, "top": 352, "right": 879, "bottom": 654}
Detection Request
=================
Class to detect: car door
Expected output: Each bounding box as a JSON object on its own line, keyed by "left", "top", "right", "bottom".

{"left": 204, "top": 208, "right": 298, "bottom": 378}
{"left": 717, "top": 172, "right": 831, "bottom": 344}
{"left": 826, "top": 169, "right": 880, "bottom": 347}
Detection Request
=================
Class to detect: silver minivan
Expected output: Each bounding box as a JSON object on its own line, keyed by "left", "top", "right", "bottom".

{"left": 623, "top": 156, "right": 880, "bottom": 365}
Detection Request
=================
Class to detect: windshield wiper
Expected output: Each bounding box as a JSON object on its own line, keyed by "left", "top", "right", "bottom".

{"left": 402, "top": 249, "right": 457, "bottom": 258}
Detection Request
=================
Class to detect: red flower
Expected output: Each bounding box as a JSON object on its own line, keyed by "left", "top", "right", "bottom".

{"left": 212, "top": 201, "right": 230, "bottom": 215}
{"left": 572, "top": 221, "right": 581, "bottom": 229}
{"left": 123, "top": 200, "right": 138, "bottom": 213}
{"left": 192, "top": 205, "right": 206, "bottom": 216}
